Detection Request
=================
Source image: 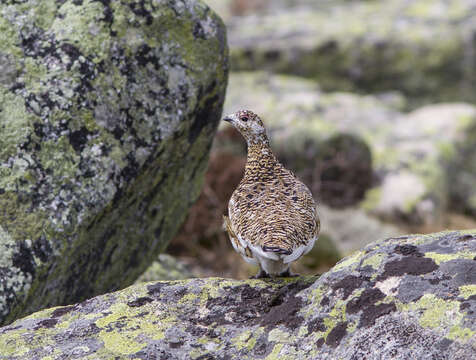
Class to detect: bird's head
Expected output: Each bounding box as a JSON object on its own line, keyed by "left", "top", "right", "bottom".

{"left": 223, "top": 110, "right": 268, "bottom": 145}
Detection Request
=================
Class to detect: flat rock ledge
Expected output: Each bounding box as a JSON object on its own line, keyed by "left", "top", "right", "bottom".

{"left": 1, "top": 230, "right": 475, "bottom": 359}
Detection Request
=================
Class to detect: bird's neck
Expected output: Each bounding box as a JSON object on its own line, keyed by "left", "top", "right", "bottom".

{"left": 245, "top": 141, "right": 278, "bottom": 178}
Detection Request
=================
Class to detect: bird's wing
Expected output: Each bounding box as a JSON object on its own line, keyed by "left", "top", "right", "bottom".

{"left": 223, "top": 215, "right": 258, "bottom": 265}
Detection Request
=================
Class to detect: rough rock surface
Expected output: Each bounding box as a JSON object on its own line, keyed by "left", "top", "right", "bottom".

{"left": 219, "top": 0, "right": 476, "bottom": 105}
{"left": 0, "top": 230, "right": 475, "bottom": 359}
{"left": 223, "top": 72, "right": 476, "bottom": 224}
{"left": 0, "top": 0, "right": 228, "bottom": 325}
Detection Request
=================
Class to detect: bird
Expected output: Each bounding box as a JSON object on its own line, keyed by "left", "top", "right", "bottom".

{"left": 222, "top": 110, "right": 320, "bottom": 278}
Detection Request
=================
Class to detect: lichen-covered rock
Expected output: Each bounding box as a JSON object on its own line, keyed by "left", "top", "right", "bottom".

{"left": 223, "top": 0, "right": 476, "bottom": 105}
{"left": 223, "top": 72, "right": 476, "bottom": 224}
{"left": 0, "top": 230, "right": 475, "bottom": 359}
{"left": 0, "top": 0, "right": 228, "bottom": 325}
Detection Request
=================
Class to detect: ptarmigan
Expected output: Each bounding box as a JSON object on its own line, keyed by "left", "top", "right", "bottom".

{"left": 223, "top": 110, "right": 320, "bottom": 278}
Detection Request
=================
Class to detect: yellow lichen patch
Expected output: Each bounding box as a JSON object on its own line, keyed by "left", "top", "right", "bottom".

{"left": 95, "top": 301, "right": 171, "bottom": 355}
{"left": 447, "top": 325, "right": 475, "bottom": 342}
{"left": 403, "top": 293, "right": 471, "bottom": 341}
{"left": 327, "top": 299, "right": 347, "bottom": 324}
{"left": 459, "top": 285, "right": 476, "bottom": 299}
{"left": 425, "top": 251, "right": 476, "bottom": 265}
{"left": 55, "top": 319, "right": 71, "bottom": 330}
{"left": 21, "top": 307, "right": 55, "bottom": 321}
{"left": 198, "top": 279, "right": 222, "bottom": 302}
{"left": 418, "top": 295, "right": 460, "bottom": 329}
{"left": 95, "top": 303, "right": 131, "bottom": 328}
{"left": 265, "top": 343, "right": 283, "bottom": 359}
{"left": 232, "top": 329, "right": 259, "bottom": 351}
{"left": 0, "top": 330, "right": 30, "bottom": 357}
{"left": 323, "top": 299, "right": 347, "bottom": 340}
{"left": 178, "top": 292, "right": 199, "bottom": 305}
{"left": 331, "top": 251, "right": 365, "bottom": 272}
{"left": 307, "top": 285, "right": 325, "bottom": 303}
{"left": 362, "top": 253, "right": 385, "bottom": 269}
{"left": 114, "top": 282, "right": 151, "bottom": 303}
{"left": 99, "top": 331, "right": 145, "bottom": 355}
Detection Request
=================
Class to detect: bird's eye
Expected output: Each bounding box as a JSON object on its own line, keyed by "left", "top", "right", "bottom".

{"left": 240, "top": 116, "right": 249, "bottom": 122}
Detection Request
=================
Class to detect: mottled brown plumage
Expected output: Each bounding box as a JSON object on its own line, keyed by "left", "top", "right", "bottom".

{"left": 223, "top": 110, "right": 320, "bottom": 278}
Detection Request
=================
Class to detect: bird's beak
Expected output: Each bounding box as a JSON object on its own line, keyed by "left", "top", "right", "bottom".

{"left": 223, "top": 114, "right": 234, "bottom": 123}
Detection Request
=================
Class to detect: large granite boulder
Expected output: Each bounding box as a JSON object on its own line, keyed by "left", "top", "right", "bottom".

{"left": 223, "top": 72, "right": 476, "bottom": 224}
{"left": 217, "top": 0, "right": 476, "bottom": 105}
{"left": 0, "top": 0, "right": 228, "bottom": 325}
{"left": 0, "top": 230, "right": 474, "bottom": 359}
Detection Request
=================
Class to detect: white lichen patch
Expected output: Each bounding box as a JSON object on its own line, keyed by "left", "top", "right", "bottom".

{"left": 375, "top": 277, "right": 401, "bottom": 296}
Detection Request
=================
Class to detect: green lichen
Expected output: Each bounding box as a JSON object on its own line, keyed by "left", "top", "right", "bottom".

{"left": 361, "top": 253, "right": 385, "bottom": 269}
{"left": 178, "top": 292, "right": 199, "bottom": 305}
{"left": 266, "top": 343, "right": 284, "bottom": 360}
{"left": 0, "top": 329, "right": 28, "bottom": 357}
{"left": 392, "top": 291, "right": 476, "bottom": 344}
{"left": 307, "top": 285, "right": 325, "bottom": 304}
{"left": 459, "top": 285, "right": 476, "bottom": 299}
{"left": 425, "top": 251, "right": 476, "bottom": 265}
{"left": 38, "top": 137, "right": 78, "bottom": 180}
{"left": 232, "top": 329, "right": 258, "bottom": 351}
{"left": 51, "top": 0, "right": 112, "bottom": 59}
{"left": 95, "top": 303, "right": 130, "bottom": 328}
{"left": 0, "top": 16, "right": 21, "bottom": 57}
{"left": 0, "top": 91, "right": 33, "bottom": 159}
{"left": 100, "top": 332, "right": 145, "bottom": 355}
{"left": 447, "top": 326, "right": 475, "bottom": 342}
{"left": 94, "top": 299, "right": 171, "bottom": 356}
{"left": 331, "top": 251, "right": 365, "bottom": 272}
{"left": 407, "top": 294, "right": 461, "bottom": 330}
{"left": 321, "top": 299, "right": 348, "bottom": 342}
{"left": 0, "top": 192, "right": 49, "bottom": 246}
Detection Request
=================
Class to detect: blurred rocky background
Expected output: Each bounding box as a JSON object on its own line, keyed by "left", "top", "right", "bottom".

{"left": 157, "top": 0, "right": 476, "bottom": 280}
